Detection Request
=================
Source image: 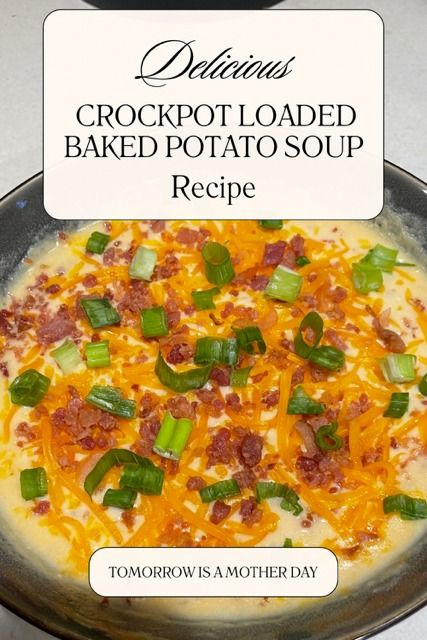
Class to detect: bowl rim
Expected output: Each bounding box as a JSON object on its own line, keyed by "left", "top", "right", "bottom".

{"left": 0, "top": 161, "right": 426, "bottom": 640}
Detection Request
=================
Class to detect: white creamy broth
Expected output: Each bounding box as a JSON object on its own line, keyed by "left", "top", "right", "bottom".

{"left": 0, "top": 217, "right": 427, "bottom": 621}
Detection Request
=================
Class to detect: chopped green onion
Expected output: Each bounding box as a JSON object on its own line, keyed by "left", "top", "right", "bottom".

{"left": 85, "top": 340, "right": 110, "bottom": 368}
{"left": 153, "top": 411, "right": 193, "bottom": 460}
{"left": 80, "top": 298, "right": 120, "bottom": 329}
{"left": 9, "top": 369, "right": 50, "bottom": 407}
{"left": 120, "top": 463, "right": 164, "bottom": 495}
{"left": 383, "top": 392, "right": 409, "bottom": 418}
{"left": 361, "top": 244, "right": 398, "bottom": 273}
{"left": 296, "top": 256, "right": 310, "bottom": 267}
{"left": 191, "top": 287, "right": 220, "bottom": 310}
{"left": 283, "top": 538, "right": 293, "bottom": 547}
{"left": 378, "top": 354, "right": 417, "bottom": 383}
{"left": 418, "top": 374, "right": 427, "bottom": 396}
{"left": 259, "top": 220, "right": 283, "bottom": 230}
{"left": 314, "top": 422, "right": 343, "bottom": 451}
{"left": 255, "top": 482, "right": 302, "bottom": 516}
{"left": 395, "top": 260, "right": 416, "bottom": 268}
{"left": 309, "top": 345, "right": 345, "bottom": 371}
{"left": 265, "top": 265, "right": 303, "bottom": 303}
{"left": 20, "top": 467, "right": 48, "bottom": 501}
{"left": 86, "top": 231, "right": 110, "bottom": 254}
{"left": 140, "top": 306, "right": 169, "bottom": 338}
{"left": 287, "top": 385, "right": 325, "bottom": 415}
{"left": 194, "top": 337, "right": 239, "bottom": 366}
{"left": 294, "top": 311, "right": 324, "bottom": 359}
{"left": 201, "top": 242, "right": 235, "bottom": 286}
{"left": 84, "top": 448, "right": 153, "bottom": 496}
{"left": 51, "top": 340, "right": 82, "bottom": 374}
{"left": 351, "top": 262, "right": 383, "bottom": 294}
{"left": 155, "top": 351, "right": 212, "bottom": 393}
{"left": 232, "top": 325, "right": 266, "bottom": 355}
{"left": 199, "top": 479, "right": 240, "bottom": 503}
{"left": 103, "top": 487, "right": 137, "bottom": 510}
{"left": 383, "top": 494, "right": 427, "bottom": 520}
{"left": 86, "top": 385, "right": 136, "bottom": 419}
{"left": 230, "top": 366, "right": 252, "bottom": 388}
{"left": 129, "top": 246, "right": 157, "bottom": 281}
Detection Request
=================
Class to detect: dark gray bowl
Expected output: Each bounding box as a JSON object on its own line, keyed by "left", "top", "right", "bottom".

{"left": 0, "top": 162, "right": 426, "bottom": 640}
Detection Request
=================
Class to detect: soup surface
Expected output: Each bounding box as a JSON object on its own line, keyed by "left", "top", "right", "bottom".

{"left": 1, "top": 218, "right": 427, "bottom": 619}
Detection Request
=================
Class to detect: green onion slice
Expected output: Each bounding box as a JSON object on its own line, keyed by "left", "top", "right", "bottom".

{"left": 294, "top": 311, "right": 324, "bottom": 359}
{"left": 201, "top": 242, "right": 235, "bottom": 286}
{"left": 80, "top": 298, "right": 120, "bottom": 329}
{"left": 351, "top": 262, "right": 383, "bottom": 294}
{"left": 20, "top": 467, "right": 48, "bottom": 501}
{"left": 255, "top": 482, "right": 303, "bottom": 516}
{"left": 309, "top": 345, "right": 345, "bottom": 371}
{"left": 84, "top": 448, "right": 153, "bottom": 496}
{"left": 191, "top": 287, "right": 220, "bottom": 310}
{"left": 120, "top": 463, "right": 164, "bottom": 495}
{"left": 265, "top": 265, "right": 303, "bottom": 303}
{"left": 86, "top": 385, "right": 136, "bottom": 419}
{"left": 383, "top": 392, "right": 409, "bottom": 418}
{"left": 153, "top": 411, "right": 193, "bottom": 460}
{"left": 155, "top": 351, "right": 212, "bottom": 393}
{"left": 129, "top": 246, "right": 157, "bottom": 281}
{"left": 9, "top": 369, "right": 50, "bottom": 407}
{"left": 418, "top": 374, "right": 427, "bottom": 396}
{"left": 230, "top": 366, "right": 252, "bottom": 388}
{"left": 361, "top": 244, "right": 398, "bottom": 273}
{"left": 199, "top": 479, "right": 240, "bottom": 503}
{"left": 140, "top": 306, "right": 169, "bottom": 338}
{"left": 314, "top": 422, "right": 343, "bottom": 451}
{"left": 52, "top": 339, "right": 82, "bottom": 374}
{"left": 85, "top": 340, "right": 111, "bottom": 368}
{"left": 283, "top": 538, "right": 293, "bottom": 547}
{"left": 86, "top": 231, "right": 110, "bottom": 254}
{"left": 383, "top": 494, "right": 427, "bottom": 520}
{"left": 296, "top": 256, "right": 310, "bottom": 267}
{"left": 194, "top": 337, "right": 239, "bottom": 366}
{"left": 378, "top": 354, "right": 417, "bottom": 383}
{"left": 103, "top": 487, "right": 137, "bottom": 510}
{"left": 258, "top": 220, "right": 283, "bottom": 230}
{"left": 287, "top": 385, "right": 325, "bottom": 415}
{"left": 233, "top": 325, "right": 266, "bottom": 355}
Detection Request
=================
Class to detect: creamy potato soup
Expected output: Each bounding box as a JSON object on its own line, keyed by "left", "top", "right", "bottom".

{"left": 1, "top": 219, "right": 427, "bottom": 619}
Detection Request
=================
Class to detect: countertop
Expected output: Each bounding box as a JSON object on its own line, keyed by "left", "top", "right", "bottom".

{"left": 0, "top": 0, "right": 426, "bottom": 638}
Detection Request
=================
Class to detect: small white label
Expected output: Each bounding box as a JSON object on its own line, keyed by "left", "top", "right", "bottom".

{"left": 89, "top": 547, "right": 338, "bottom": 597}
{"left": 44, "top": 10, "right": 383, "bottom": 220}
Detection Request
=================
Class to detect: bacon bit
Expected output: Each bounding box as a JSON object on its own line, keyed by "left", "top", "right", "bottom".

{"left": 239, "top": 433, "right": 263, "bottom": 468}
{"left": 252, "top": 370, "right": 268, "bottom": 383}
{"left": 15, "top": 421, "right": 36, "bottom": 443}
{"left": 232, "top": 467, "right": 256, "bottom": 489}
{"left": 262, "top": 241, "right": 286, "bottom": 266}
{"left": 36, "top": 305, "right": 77, "bottom": 345}
{"left": 390, "top": 437, "right": 398, "bottom": 449}
{"left": 158, "top": 516, "right": 194, "bottom": 547}
{"left": 196, "top": 389, "right": 225, "bottom": 417}
{"left": 307, "top": 272, "right": 317, "bottom": 283}
{"left": 361, "top": 447, "right": 383, "bottom": 466}
{"left": 344, "top": 393, "right": 372, "bottom": 420}
{"left": 82, "top": 273, "right": 98, "bottom": 288}
{"left": 206, "top": 428, "right": 232, "bottom": 467}
{"left": 261, "top": 389, "right": 280, "bottom": 408}
{"left": 324, "top": 328, "right": 348, "bottom": 351}
{"left": 102, "top": 247, "right": 116, "bottom": 266}
{"left": 153, "top": 252, "right": 181, "bottom": 280}
{"left": 309, "top": 362, "right": 329, "bottom": 382}
{"left": 373, "top": 317, "right": 406, "bottom": 353}
{"left": 118, "top": 280, "right": 153, "bottom": 313}
{"left": 296, "top": 452, "right": 346, "bottom": 488}
{"left": 290, "top": 234, "right": 305, "bottom": 257}
{"left": 45, "top": 284, "right": 61, "bottom": 295}
{"left": 166, "top": 342, "right": 194, "bottom": 365}
{"left": 0, "top": 310, "right": 14, "bottom": 336}
{"left": 176, "top": 227, "right": 199, "bottom": 245}
{"left": 210, "top": 366, "right": 231, "bottom": 387}
{"left": 345, "top": 322, "right": 360, "bottom": 333}
{"left": 208, "top": 312, "right": 222, "bottom": 326}
{"left": 139, "top": 392, "right": 159, "bottom": 418}
{"left": 280, "top": 338, "right": 295, "bottom": 352}
{"left": 225, "top": 392, "right": 243, "bottom": 413}
{"left": 137, "top": 418, "right": 161, "bottom": 456}
{"left": 240, "top": 497, "right": 263, "bottom": 527}
{"left": 329, "top": 286, "right": 347, "bottom": 303}
{"left": 149, "top": 220, "right": 166, "bottom": 233}
{"left": 0, "top": 361, "right": 9, "bottom": 377}
{"left": 210, "top": 500, "right": 231, "bottom": 524}
{"left": 165, "top": 395, "right": 197, "bottom": 420}
{"left": 186, "top": 476, "right": 206, "bottom": 491}
{"left": 32, "top": 500, "right": 50, "bottom": 515}
{"left": 121, "top": 510, "right": 136, "bottom": 530}
{"left": 302, "top": 519, "right": 312, "bottom": 528}
{"left": 295, "top": 421, "right": 318, "bottom": 457}
{"left": 164, "top": 291, "right": 181, "bottom": 328}
{"left": 291, "top": 366, "right": 305, "bottom": 385}
{"left": 221, "top": 302, "right": 235, "bottom": 318}
{"left": 248, "top": 275, "right": 269, "bottom": 291}
{"left": 410, "top": 298, "right": 425, "bottom": 312}
{"left": 51, "top": 388, "right": 117, "bottom": 443}
{"left": 58, "top": 232, "right": 68, "bottom": 243}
